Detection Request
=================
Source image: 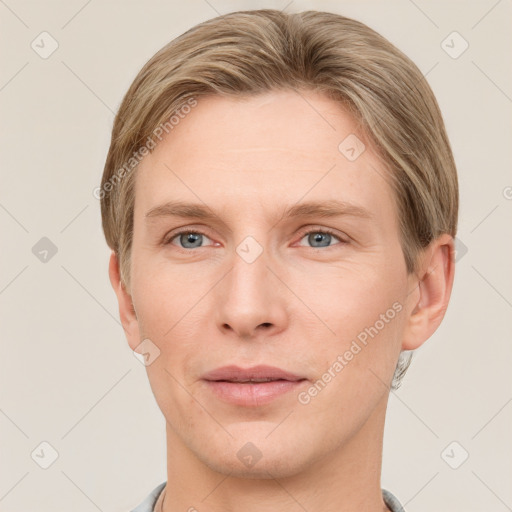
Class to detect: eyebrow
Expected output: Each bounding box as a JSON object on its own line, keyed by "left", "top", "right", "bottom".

{"left": 144, "top": 199, "right": 373, "bottom": 224}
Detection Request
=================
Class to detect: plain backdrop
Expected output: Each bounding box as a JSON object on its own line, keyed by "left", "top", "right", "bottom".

{"left": 1, "top": 1, "right": 511, "bottom": 511}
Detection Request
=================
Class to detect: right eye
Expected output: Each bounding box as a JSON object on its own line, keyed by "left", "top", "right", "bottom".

{"left": 164, "top": 230, "right": 215, "bottom": 249}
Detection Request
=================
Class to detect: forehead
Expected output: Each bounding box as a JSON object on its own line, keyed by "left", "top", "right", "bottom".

{"left": 134, "top": 90, "right": 396, "bottom": 227}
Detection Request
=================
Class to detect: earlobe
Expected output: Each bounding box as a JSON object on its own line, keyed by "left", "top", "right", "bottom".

{"left": 108, "top": 251, "right": 140, "bottom": 350}
{"left": 401, "top": 234, "right": 456, "bottom": 351}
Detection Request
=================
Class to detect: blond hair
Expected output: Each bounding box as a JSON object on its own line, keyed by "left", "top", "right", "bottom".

{"left": 100, "top": 9, "right": 458, "bottom": 388}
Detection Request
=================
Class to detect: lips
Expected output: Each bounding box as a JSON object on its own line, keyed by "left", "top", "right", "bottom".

{"left": 201, "top": 364, "right": 305, "bottom": 383}
{"left": 202, "top": 365, "right": 307, "bottom": 406}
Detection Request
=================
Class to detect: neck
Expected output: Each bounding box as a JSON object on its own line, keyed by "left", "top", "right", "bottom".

{"left": 163, "top": 395, "right": 390, "bottom": 512}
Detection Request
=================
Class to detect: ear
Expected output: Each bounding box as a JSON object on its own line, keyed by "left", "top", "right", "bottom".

{"left": 108, "top": 250, "right": 140, "bottom": 351}
{"left": 401, "top": 233, "right": 456, "bottom": 351}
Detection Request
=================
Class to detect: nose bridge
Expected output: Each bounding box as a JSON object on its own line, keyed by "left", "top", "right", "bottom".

{"left": 214, "top": 231, "right": 287, "bottom": 337}
{"left": 227, "top": 212, "right": 274, "bottom": 290}
{"left": 228, "top": 235, "right": 272, "bottom": 306}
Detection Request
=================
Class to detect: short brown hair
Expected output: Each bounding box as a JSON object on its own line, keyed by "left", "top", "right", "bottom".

{"left": 100, "top": 9, "right": 458, "bottom": 387}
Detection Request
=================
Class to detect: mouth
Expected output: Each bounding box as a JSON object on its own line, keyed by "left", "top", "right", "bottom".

{"left": 202, "top": 364, "right": 305, "bottom": 382}
{"left": 201, "top": 365, "right": 307, "bottom": 406}
{"left": 214, "top": 378, "right": 299, "bottom": 383}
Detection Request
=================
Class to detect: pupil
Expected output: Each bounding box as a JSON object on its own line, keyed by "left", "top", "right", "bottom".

{"left": 181, "top": 232, "right": 201, "bottom": 248}
{"left": 310, "top": 232, "right": 330, "bottom": 247}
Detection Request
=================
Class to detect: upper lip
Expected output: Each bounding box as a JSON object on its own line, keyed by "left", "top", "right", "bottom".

{"left": 202, "top": 365, "right": 305, "bottom": 382}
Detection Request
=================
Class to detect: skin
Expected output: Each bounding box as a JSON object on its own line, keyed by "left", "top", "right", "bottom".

{"left": 109, "top": 90, "right": 455, "bottom": 512}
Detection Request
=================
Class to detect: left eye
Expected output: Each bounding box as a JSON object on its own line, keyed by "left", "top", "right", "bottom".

{"left": 298, "top": 230, "right": 343, "bottom": 248}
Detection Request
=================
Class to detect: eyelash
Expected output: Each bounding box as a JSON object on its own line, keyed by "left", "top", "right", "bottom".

{"left": 163, "top": 227, "right": 347, "bottom": 249}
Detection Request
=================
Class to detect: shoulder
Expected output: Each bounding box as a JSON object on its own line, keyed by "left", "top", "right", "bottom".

{"left": 131, "top": 483, "right": 403, "bottom": 512}
{"left": 130, "top": 482, "right": 166, "bottom": 512}
{"left": 382, "top": 488, "right": 406, "bottom": 512}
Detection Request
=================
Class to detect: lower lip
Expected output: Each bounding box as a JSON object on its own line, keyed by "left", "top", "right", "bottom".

{"left": 203, "top": 379, "right": 306, "bottom": 406}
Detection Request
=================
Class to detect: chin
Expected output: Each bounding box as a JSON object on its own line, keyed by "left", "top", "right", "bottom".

{"left": 203, "top": 450, "right": 307, "bottom": 480}
{"left": 192, "top": 430, "right": 313, "bottom": 480}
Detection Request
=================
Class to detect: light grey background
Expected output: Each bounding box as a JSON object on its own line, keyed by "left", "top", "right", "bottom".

{"left": 1, "top": 1, "right": 511, "bottom": 511}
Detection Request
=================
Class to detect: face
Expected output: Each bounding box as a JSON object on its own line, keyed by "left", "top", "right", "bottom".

{"left": 124, "top": 90, "right": 417, "bottom": 478}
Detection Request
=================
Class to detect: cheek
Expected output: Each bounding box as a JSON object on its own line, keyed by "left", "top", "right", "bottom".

{"left": 298, "top": 296, "right": 404, "bottom": 430}
{"left": 131, "top": 258, "right": 187, "bottom": 332}
{"left": 132, "top": 267, "right": 207, "bottom": 384}
{"left": 292, "top": 261, "right": 406, "bottom": 387}
{"left": 294, "top": 260, "right": 405, "bottom": 334}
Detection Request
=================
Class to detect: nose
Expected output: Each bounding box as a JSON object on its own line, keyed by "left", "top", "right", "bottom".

{"left": 214, "top": 242, "right": 289, "bottom": 340}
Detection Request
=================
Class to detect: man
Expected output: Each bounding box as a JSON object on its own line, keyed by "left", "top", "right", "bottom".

{"left": 99, "top": 9, "right": 458, "bottom": 512}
